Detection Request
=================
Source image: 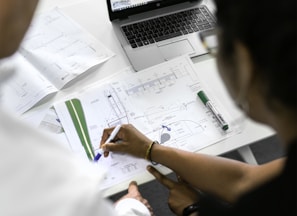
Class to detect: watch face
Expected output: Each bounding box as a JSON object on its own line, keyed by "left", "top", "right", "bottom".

{"left": 183, "top": 203, "right": 200, "bottom": 216}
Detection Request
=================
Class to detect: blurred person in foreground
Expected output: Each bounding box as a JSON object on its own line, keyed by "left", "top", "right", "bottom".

{"left": 101, "top": 0, "right": 296, "bottom": 215}
{"left": 0, "top": 0, "right": 154, "bottom": 215}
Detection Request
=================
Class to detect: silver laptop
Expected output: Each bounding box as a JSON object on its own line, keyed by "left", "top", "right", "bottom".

{"left": 107, "top": 0, "right": 216, "bottom": 71}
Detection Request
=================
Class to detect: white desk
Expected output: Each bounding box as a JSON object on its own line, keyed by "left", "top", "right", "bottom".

{"left": 30, "top": 0, "right": 275, "bottom": 196}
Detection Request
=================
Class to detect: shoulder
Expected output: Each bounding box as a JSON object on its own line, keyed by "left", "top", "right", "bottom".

{"left": 0, "top": 110, "right": 116, "bottom": 216}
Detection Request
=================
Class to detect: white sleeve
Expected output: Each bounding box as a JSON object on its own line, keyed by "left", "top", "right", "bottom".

{"left": 0, "top": 111, "right": 117, "bottom": 216}
{"left": 115, "top": 198, "right": 151, "bottom": 216}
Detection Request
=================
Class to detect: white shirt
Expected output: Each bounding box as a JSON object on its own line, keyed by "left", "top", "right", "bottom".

{"left": 0, "top": 70, "right": 150, "bottom": 216}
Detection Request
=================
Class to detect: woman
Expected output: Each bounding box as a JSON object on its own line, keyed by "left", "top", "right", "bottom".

{"left": 101, "top": 0, "right": 296, "bottom": 215}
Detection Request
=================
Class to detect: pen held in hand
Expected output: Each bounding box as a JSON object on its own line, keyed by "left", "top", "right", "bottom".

{"left": 94, "top": 125, "right": 121, "bottom": 162}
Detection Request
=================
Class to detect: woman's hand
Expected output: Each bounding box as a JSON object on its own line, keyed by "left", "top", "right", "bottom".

{"left": 100, "top": 124, "right": 152, "bottom": 159}
{"left": 147, "top": 166, "right": 199, "bottom": 216}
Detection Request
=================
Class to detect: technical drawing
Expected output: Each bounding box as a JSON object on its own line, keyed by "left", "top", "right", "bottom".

{"left": 105, "top": 88, "right": 129, "bottom": 126}
{"left": 54, "top": 56, "right": 233, "bottom": 190}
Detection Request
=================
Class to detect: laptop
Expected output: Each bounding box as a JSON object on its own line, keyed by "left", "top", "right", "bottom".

{"left": 106, "top": 0, "right": 216, "bottom": 71}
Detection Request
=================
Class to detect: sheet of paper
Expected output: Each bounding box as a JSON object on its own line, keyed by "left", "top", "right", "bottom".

{"left": 0, "top": 8, "right": 114, "bottom": 115}
{"left": 54, "top": 56, "right": 235, "bottom": 190}
{"left": 20, "top": 8, "right": 114, "bottom": 89}
{"left": 0, "top": 53, "right": 57, "bottom": 115}
{"left": 21, "top": 106, "right": 71, "bottom": 150}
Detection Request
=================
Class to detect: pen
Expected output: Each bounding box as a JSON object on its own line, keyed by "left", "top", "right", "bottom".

{"left": 94, "top": 125, "right": 121, "bottom": 162}
{"left": 197, "top": 90, "right": 229, "bottom": 131}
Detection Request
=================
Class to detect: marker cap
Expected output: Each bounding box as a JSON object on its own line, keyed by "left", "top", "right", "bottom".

{"left": 197, "top": 90, "right": 209, "bottom": 105}
{"left": 94, "top": 153, "right": 102, "bottom": 162}
{"left": 93, "top": 149, "right": 104, "bottom": 162}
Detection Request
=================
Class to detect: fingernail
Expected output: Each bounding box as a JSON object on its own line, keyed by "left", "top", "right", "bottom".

{"left": 130, "top": 180, "right": 137, "bottom": 185}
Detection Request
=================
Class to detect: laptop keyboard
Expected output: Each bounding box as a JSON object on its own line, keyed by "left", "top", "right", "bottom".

{"left": 121, "top": 5, "right": 216, "bottom": 49}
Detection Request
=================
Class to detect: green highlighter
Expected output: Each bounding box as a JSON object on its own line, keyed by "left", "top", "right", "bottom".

{"left": 197, "top": 90, "right": 229, "bottom": 131}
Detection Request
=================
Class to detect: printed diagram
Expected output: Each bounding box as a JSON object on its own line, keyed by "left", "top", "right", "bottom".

{"left": 135, "top": 102, "right": 212, "bottom": 152}
{"left": 121, "top": 162, "right": 138, "bottom": 174}
{"left": 98, "top": 151, "right": 148, "bottom": 190}
{"left": 67, "top": 86, "right": 131, "bottom": 157}
{"left": 123, "top": 64, "right": 199, "bottom": 96}
{"left": 108, "top": 63, "right": 217, "bottom": 152}
{"left": 125, "top": 72, "right": 177, "bottom": 96}
{"left": 105, "top": 88, "right": 129, "bottom": 127}
{"left": 54, "top": 56, "right": 231, "bottom": 190}
{"left": 8, "top": 80, "right": 29, "bottom": 98}
{"left": 159, "top": 120, "right": 204, "bottom": 144}
{"left": 20, "top": 8, "right": 112, "bottom": 89}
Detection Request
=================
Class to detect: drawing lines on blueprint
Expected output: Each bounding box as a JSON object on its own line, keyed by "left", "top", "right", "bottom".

{"left": 68, "top": 86, "right": 130, "bottom": 157}
{"left": 54, "top": 56, "right": 233, "bottom": 191}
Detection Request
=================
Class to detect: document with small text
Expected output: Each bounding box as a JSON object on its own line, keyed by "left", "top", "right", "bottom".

{"left": 0, "top": 8, "right": 114, "bottom": 115}
{"left": 54, "top": 56, "right": 236, "bottom": 191}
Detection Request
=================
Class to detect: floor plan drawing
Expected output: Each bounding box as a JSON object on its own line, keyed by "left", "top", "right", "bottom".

{"left": 54, "top": 56, "right": 234, "bottom": 190}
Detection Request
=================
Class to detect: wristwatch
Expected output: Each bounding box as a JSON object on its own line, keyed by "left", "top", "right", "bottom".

{"left": 183, "top": 202, "right": 200, "bottom": 216}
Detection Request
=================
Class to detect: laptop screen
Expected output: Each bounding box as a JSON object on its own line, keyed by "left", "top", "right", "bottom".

{"left": 107, "top": 0, "right": 195, "bottom": 21}
{"left": 111, "top": 0, "right": 160, "bottom": 12}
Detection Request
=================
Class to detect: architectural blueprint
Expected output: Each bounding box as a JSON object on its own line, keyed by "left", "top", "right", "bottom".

{"left": 0, "top": 8, "right": 114, "bottom": 115}
{"left": 54, "top": 56, "right": 234, "bottom": 190}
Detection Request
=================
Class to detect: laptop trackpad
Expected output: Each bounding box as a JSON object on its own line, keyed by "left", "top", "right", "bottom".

{"left": 158, "top": 39, "right": 194, "bottom": 60}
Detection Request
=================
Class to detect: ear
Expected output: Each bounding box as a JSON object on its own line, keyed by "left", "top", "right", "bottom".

{"left": 234, "top": 41, "right": 254, "bottom": 104}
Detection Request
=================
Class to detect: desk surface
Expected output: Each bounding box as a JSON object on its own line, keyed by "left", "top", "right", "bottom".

{"left": 30, "top": 0, "right": 275, "bottom": 196}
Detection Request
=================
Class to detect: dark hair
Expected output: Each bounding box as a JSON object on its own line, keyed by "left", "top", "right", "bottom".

{"left": 214, "top": 0, "right": 296, "bottom": 110}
